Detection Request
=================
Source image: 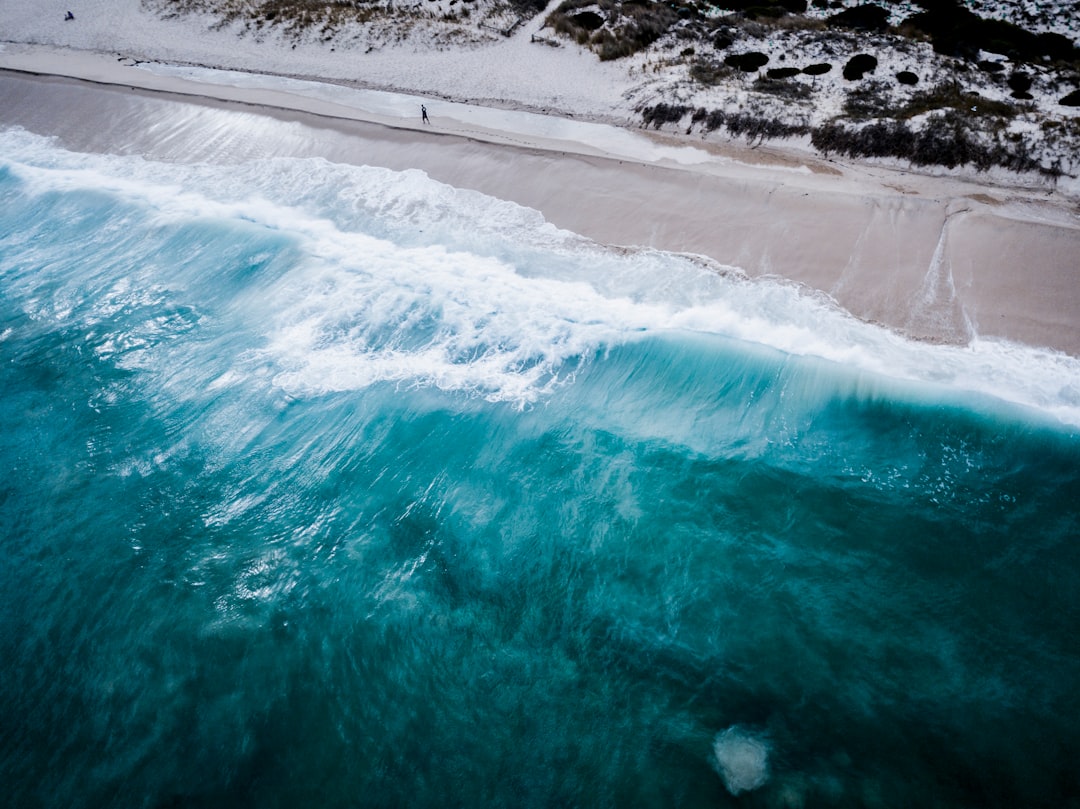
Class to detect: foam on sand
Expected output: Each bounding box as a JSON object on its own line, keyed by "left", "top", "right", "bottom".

{"left": 2, "top": 62, "right": 1077, "bottom": 362}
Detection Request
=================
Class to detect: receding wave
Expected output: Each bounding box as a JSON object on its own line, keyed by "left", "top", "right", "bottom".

{"left": 3, "top": 127, "right": 1080, "bottom": 425}
{"left": 2, "top": 125, "right": 1080, "bottom": 429}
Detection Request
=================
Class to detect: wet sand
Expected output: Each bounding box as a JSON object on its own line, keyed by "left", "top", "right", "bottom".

{"left": 2, "top": 61, "right": 1078, "bottom": 355}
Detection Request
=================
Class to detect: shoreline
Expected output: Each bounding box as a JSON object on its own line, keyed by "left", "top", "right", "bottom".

{"left": 2, "top": 45, "right": 1079, "bottom": 357}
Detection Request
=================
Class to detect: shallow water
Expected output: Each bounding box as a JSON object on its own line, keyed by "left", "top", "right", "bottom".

{"left": 2, "top": 128, "right": 1079, "bottom": 808}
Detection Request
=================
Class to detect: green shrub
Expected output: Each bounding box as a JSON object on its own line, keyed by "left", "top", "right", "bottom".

{"left": 725, "top": 51, "right": 770, "bottom": 71}
{"left": 766, "top": 66, "right": 801, "bottom": 79}
{"left": 719, "top": 111, "right": 809, "bottom": 139}
{"left": 1038, "top": 32, "right": 1079, "bottom": 62}
{"left": 549, "top": 0, "right": 680, "bottom": 59}
{"left": 693, "top": 106, "right": 809, "bottom": 140}
{"left": 753, "top": 76, "right": 812, "bottom": 100}
{"left": 592, "top": 28, "right": 635, "bottom": 59}
{"left": 843, "top": 53, "right": 878, "bottom": 80}
{"left": 1007, "top": 72, "right": 1032, "bottom": 93}
{"left": 639, "top": 103, "right": 693, "bottom": 127}
{"left": 690, "top": 58, "right": 733, "bottom": 84}
{"left": 509, "top": 0, "right": 551, "bottom": 13}
{"left": 812, "top": 119, "right": 915, "bottom": 158}
{"left": 734, "top": 0, "right": 804, "bottom": 10}
{"left": 572, "top": 10, "right": 604, "bottom": 30}
{"left": 903, "top": 4, "right": 1078, "bottom": 64}
{"left": 910, "top": 112, "right": 978, "bottom": 168}
{"left": 844, "top": 80, "right": 894, "bottom": 119}
{"left": 827, "top": 3, "right": 889, "bottom": 32}
{"left": 811, "top": 111, "right": 1051, "bottom": 174}
{"left": 900, "top": 82, "right": 1017, "bottom": 120}
{"left": 745, "top": 5, "right": 787, "bottom": 19}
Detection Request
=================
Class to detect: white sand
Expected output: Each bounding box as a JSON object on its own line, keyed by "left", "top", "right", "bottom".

{"left": 2, "top": 37, "right": 1079, "bottom": 355}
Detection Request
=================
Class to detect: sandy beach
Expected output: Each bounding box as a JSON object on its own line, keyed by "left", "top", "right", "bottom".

{"left": 6, "top": 15, "right": 1080, "bottom": 806}
{"left": 2, "top": 44, "right": 1079, "bottom": 356}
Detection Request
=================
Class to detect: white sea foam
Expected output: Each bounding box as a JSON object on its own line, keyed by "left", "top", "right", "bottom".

{"left": 713, "top": 726, "right": 770, "bottom": 795}
{"left": 4, "top": 127, "right": 1080, "bottom": 424}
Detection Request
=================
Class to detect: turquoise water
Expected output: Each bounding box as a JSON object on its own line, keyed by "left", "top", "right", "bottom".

{"left": 2, "top": 128, "right": 1080, "bottom": 808}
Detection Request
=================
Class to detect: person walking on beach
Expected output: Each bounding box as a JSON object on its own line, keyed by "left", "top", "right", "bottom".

{"left": 421, "top": 104, "right": 430, "bottom": 125}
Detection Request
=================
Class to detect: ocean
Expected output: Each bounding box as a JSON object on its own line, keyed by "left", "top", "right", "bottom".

{"left": 2, "top": 120, "right": 1079, "bottom": 808}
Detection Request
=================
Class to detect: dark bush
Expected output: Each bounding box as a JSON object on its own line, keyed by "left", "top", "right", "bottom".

{"left": 977, "top": 60, "right": 1005, "bottom": 73}
{"left": 910, "top": 112, "right": 976, "bottom": 168}
{"left": 767, "top": 67, "right": 801, "bottom": 79}
{"left": 639, "top": 103, "right": 692, "bottom": 128}
{"left": 909, "top": 0, "right": 961, "bottom": 10}
{"left": 899, "top": 82, "right": 1017, "bottom": 119}
{"left": 703, "top": 109, "right": 727, "bottom": 131}
{"left": 706, "top": 0, "right": 805, "bottom": 12}
{"left": 550, "top": 0, "right": 678, "bottom": 58}
{"left": 753, "top": 76, "right": 813, "bottom": 100}
{"left": 844, "top": 81, "right": 893, "bottom": 119}
{"left": 803, "top": 62, "right": 832, "bottom": 76}
{"left": 1011, "top": 91, "right": 1033, "bottom": 100}
{"left": 730, "top": 113, "right": 807, "bottom": 139}
{"left": 1037, "top": 32, "right": 1079, "bottom": 63}
{"left": 509, "top": 0, "right": 551, "bottom": 13}
{"left": 812, "top": 119, "right": 916, "bottom": 158}
{"left": 828, "top": 3, "right": 889, "bottom": 31}
{"left": 572, "top": 10, "right": 603, "bottom": 30}
{"left": 811, "top": 111, "right": 1046, "bottom": 174}
{"left": 904, "top": 4, "right": 1079, "bottom": 64}
{"left": 977, "top": 18, "right": 1040, "bottom": 60}
{"left": 690, "top": 58, "right": 732, "bottom": 84}
{"left": 592, "top": 29, "right": 632, "bottom": 60}
{"left": 1061, "top": 90, "right": 1080, "bottom": 107}
{"left": 903, "top": 6, "right": 981, "bottom": 58}
{"left": 705, "top": 110, "right": 809, "bottom": 140}
{"left": 1007, "top": 72, "right": 1032, "bottom": 93}
{"left": 810, "top": 122, "right": 850, "bottom": 154}
{"left": 843, "top": 53, "right": 878, "bottom": 80}
{"left": 713, "top": 33, "right": 733, "bottom": 49}
{"left": 859, "top": 120, "right": 917, "bottom": 158}
{"left": 725, "top": 51, "right": 770, "bottom": 71}
{"left": 896, "top": 70, "right": 919, "bottom": 85}
{"left": 745, "top": 5, "right": 787, "bottom": 19}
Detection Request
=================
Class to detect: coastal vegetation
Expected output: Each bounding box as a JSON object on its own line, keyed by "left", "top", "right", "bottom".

{"left": 619, "top": 0, "right": 1079, "bottom": 178}
{"left": 147, "top": 0, "right": 1080, "bottom": 178}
